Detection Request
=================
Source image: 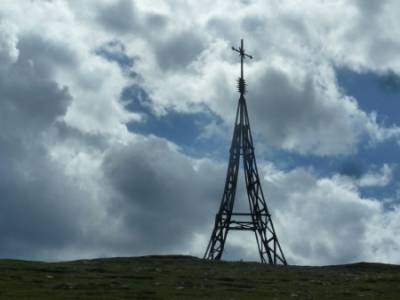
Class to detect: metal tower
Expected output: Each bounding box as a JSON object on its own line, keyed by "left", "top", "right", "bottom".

{"left": 204, "top": 39, "right": 287, "bottom": 265}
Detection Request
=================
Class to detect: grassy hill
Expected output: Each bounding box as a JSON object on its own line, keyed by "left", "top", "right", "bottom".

{"left": 0, "top": 255, "right": 399, "bottom": 299}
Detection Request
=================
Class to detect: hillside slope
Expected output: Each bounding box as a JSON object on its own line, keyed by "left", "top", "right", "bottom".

{"left": 0, "top": 255, "right": 399, "bottom": 299}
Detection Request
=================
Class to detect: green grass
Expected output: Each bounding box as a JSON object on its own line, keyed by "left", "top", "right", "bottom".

{"left": 0, "top": 255, "right": 399, "bottom": 299}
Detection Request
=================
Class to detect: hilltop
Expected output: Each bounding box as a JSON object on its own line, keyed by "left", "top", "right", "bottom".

{"left": 0, "top": 255, "right": 399, "bottom": 299}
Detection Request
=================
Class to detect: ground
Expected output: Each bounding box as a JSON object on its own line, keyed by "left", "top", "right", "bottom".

{"left": 0, "top": 255, "right": 399, "bottom": 299}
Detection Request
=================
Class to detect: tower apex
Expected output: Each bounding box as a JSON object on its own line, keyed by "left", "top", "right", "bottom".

{"left": 232, "top": 39, "right": 253, "bottom": 85}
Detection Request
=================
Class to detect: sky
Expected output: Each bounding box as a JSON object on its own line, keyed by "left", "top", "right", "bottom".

{"left": 1, "top": 0, "right": 400, "bottom": 266}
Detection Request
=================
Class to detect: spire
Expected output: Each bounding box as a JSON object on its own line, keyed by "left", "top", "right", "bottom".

{"left": 204, "top": 39, "right": 287, "bottom": 265}
{"left": 232, "top": 39, "right": 253, "bottom": 95}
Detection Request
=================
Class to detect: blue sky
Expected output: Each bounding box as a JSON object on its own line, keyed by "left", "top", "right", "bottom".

{"left": 1, "top": 0, "right": 400, "bottom": 265}
{"left": 118, "top": 63, "right": 400, "bottom": 202}
{"left": 336, "top": 69, "right": 400, "bottom": 201}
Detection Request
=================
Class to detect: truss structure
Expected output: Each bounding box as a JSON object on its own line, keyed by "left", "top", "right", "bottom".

{"left": 204, "top": 39, "right": 287, "bottom": 265}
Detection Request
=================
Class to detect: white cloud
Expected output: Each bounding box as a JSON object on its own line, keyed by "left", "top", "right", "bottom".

{"left": 256, "top": 164, "right": 400, "bottom": 265}
{"left": 359, "top": 164, "right": 394, "bottom": 188}
{"left": 0, "top": 21, "right": 19, "bottom": 66}
{"left": 0, "top": 0, "right": 140, "bottom": 259}
{"left": 104, "top": 0, "right": 400, "bottom": 156}
{"left": 1, "top": 0, "right": 400, "bottom": 266}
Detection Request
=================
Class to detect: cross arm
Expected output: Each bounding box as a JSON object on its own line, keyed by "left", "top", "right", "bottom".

{"left": 231, "top": 46, "right": 253, "bottom": 59}
{"left": 232, "top": 46, "right": 240, "bottom": 52}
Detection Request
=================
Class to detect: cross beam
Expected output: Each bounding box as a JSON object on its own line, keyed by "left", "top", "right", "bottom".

{"left": 232, "top": 39, "right": 253, "bottom": 79}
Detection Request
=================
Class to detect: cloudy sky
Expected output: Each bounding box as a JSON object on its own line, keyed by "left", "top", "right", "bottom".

{"left": 1, "top": 0, "right": 400, "bottom": 265}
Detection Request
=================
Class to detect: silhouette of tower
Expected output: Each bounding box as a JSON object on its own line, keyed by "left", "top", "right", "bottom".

{"left": 204, "top": 39, "right": 287, "bottom": 265}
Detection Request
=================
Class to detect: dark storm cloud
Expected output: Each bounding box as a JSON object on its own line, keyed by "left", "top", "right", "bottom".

{"left": 102, "top": 136, "right": 222, "bottom": 253}
{"left": 241, "top": 15, "right": 266, "bottom": 33}
{"left": 145, "top": 12, "right": 168, "bottom": 30}
{"left": 0, "top": 72, "right": 71, "bottom": 135}
{"left": 206, "top": 17, "right": 236, "bottom": 41}
{"left": 246, "top": 67, "right": 362, "bottom": 155}
{"left": 0, "top": 137, "right": 85, "bottom": 258}
{"left": 17, "top": 34, "right": 78, "bottom": 78}
{"left": 100, "top": 134, "right": 262, "bottom": 260}
{"left": 354, "top": 0, "right": 387, "bottom": 18}
{"left": 247, "top": 69, "right": 317, "bottom": 150}
{"left": 254, "top": 69, "right": 316, "bottom": 138}
{"left": 0, "top": 31, "right": 88, "bottom": 259}
{"left": 95, "top": 1, "right": 204, "bottom": 71}
{"left": 0, "top": 105, "right": 81, "bottom": 259}
{"left": 97, "top": 0, "right": 138, "bottom": 34}
{"left": 54, "top": 121, "right": 109, "bottom": 151}
{"left": 0, "top": 36, "right": 72, "bottom": 135}
{"left": 240, "top": 0, "right": 255, "bottom": 5}
{"left": 96, "top": 0, "right": 170, "bottom": 36}
{"left": 155, "top": 31, "right": 206, "bottom": 70}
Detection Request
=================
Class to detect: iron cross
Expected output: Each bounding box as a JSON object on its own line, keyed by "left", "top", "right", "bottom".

{"left": 232, "top": 39, "right": 253, "bottom": 79}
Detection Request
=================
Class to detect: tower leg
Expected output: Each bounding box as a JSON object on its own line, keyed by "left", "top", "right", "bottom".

{"left": 204, "top": 116, "right": 241, "bottom": 260}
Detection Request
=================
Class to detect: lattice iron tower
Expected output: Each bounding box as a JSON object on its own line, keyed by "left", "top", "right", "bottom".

{"left": 204, "top": 39, "right": 287, "bottom": 265}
